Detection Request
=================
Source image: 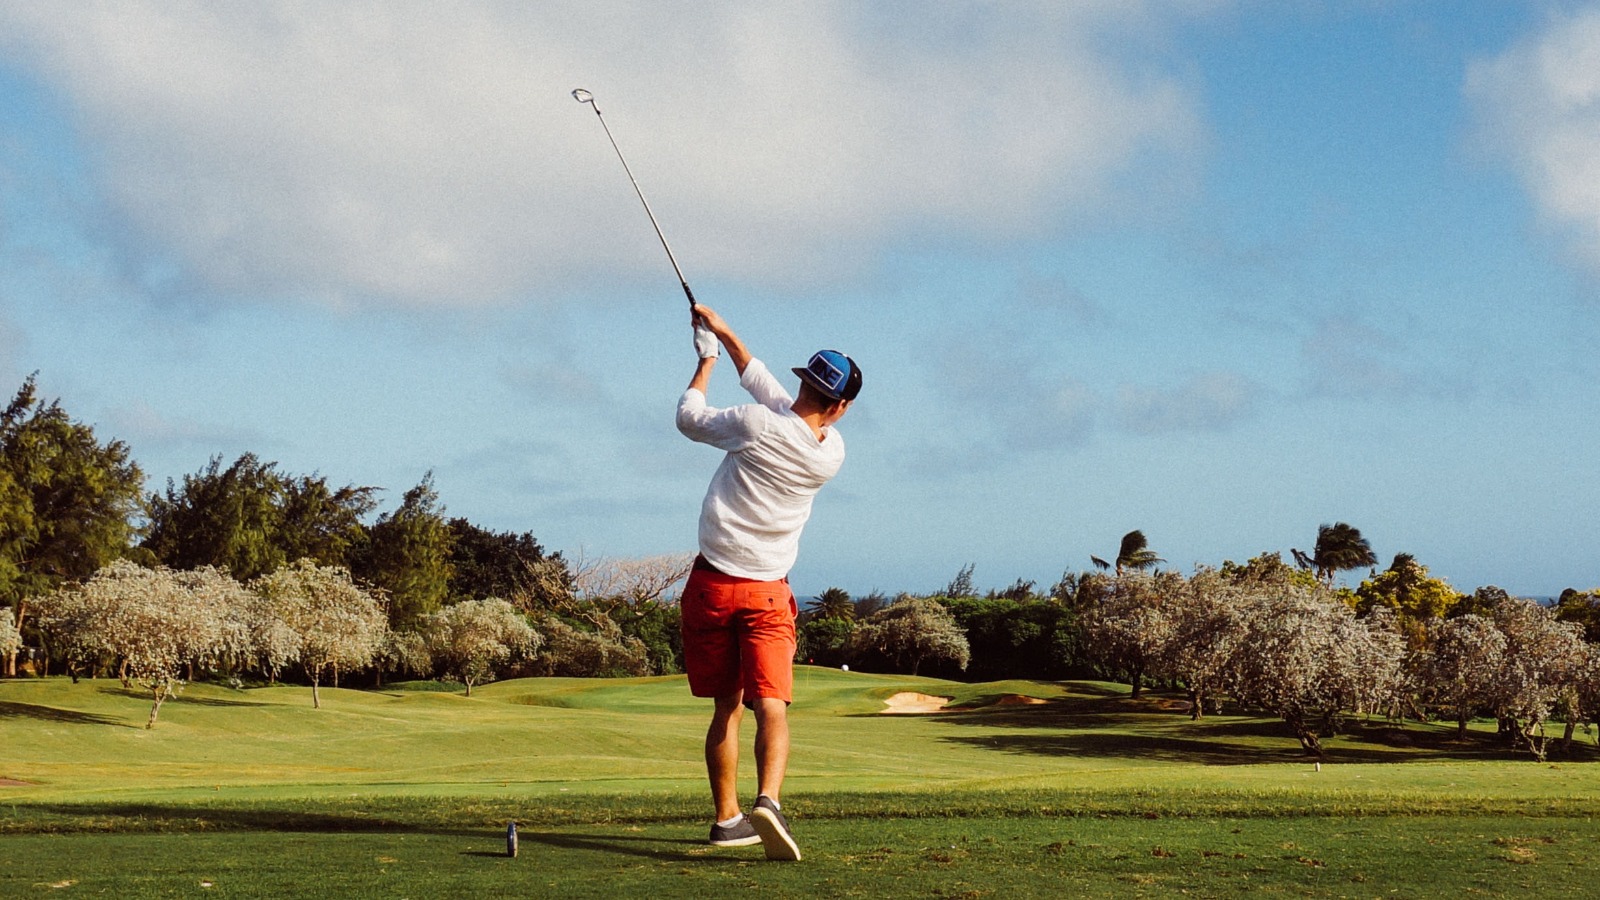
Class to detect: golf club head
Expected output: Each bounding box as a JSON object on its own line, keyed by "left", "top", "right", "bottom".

{"left": 571, "top": 88, "right": 594, "bottom": 104}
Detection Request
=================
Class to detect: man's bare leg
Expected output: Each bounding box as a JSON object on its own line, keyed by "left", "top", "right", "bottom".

{"left": 749, "top": 696, "right": 800, "bottom": 859}
{"left": 706, "top": 693, "right": 745, "bottom": 821}
{"left": 753, "top": 697, "right": 790, "bottom": 804}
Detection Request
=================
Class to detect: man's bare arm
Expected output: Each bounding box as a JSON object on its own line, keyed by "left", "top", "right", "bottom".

{"left": 687, "top": 355, "right": 716, "bottom": 395}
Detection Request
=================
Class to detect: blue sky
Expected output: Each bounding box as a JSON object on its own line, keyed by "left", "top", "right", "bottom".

{"left": 1, "top": 2, "right": 1598, "bottom": 599}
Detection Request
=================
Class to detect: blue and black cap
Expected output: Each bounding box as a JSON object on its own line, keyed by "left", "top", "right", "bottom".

{"left": 792, "top": 349, "right": 862, "bottom": 402}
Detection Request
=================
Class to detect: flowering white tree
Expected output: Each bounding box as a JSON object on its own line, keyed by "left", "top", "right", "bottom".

{"left": 1487, "top": 597, "right": 1589, "bottom": 760}
{"left": 423, "top": 598, "right": 541, "bottom": 696}
{"left": 1164, "top": 569, "right": 1249, "bottom": 719}
{"left": 0, "top": 606, "right": 20, "bottom": 663}
{"left": 1219, "top": 580, "right": 1404, "bottom": 755}
{"left": 376, "top": 627, "right": 433, "bottom": 686}
{"left": 1084, "top": 572, "right": 1183, "bottom": 698}
{"left": 30, "top": 582, "right": 101, "bottom": 680}
{"left": 252, "top": 559, "right": 386, "bottom": 708}
{"left": 1326, "top": 606, "right": 1407, "bottom": 720}
{"left": 244, "top": 594, "right": 302, "bottom": 684}
{"left": 173, "top": 566, "right": 253, "bottom": 679}
{"left": 1418, "top": 614, "right": 1507, "bottom": 738}
{"left": 1574, "top": 645, "right": 1600, "bottom": 749}
{"left": 34, "top": 561, "right": 240, "bottom": 728}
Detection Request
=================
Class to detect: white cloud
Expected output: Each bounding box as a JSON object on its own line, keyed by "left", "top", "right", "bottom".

{"left": 935, "top": 331, "right": 1098, "bottom": 452}
{"left": 104, "top": 400, "right": 266, "bottom": 455}
{"left": 1467, "top": 6, "right": 1600, "bottom": 274}
{"left": 0, "top": 1, "right": 1205, "bottom": 309}
{"left": 1114, "top": 371, "right": 1259, "bottom": 435}
{"left": 1298, "top": 316, "right": 1469, "bottom": 402}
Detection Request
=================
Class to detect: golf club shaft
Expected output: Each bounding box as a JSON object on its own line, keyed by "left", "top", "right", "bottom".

{"left": 574, "top": 90, "right": 695, "bottom": 308}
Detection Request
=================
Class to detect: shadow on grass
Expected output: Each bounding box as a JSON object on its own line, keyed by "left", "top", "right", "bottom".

{"left": 0, "top": 701, "right": 130, "bottom": 727}
{"left": 521, "top": 830, "right": 706, "bottom": 862}
{"left": 941, "top": 732, "right": 1305, "bottom": 765}
{"left": 91, "top": 686, "right": 268, "bottom": 708}
{"left": 11, "top": 803, "right": 719, "bottom": 864}
{"left": 13, "top": 803, "right": 470, "bottom": 836}
{"left": 929, "top": 693, "right": 1557, "bottom": 764}
{"left": 914, "top": 698, "right": 1181, "bottom": 729}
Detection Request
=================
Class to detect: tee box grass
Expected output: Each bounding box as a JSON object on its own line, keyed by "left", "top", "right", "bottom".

{"left": 4, "top": 667, "right": 1600, "bottom": 896}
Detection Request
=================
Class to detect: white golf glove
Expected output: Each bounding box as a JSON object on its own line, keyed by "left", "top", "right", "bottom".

{"left": 694, "top": 323, "right": 720, "bottom": 359}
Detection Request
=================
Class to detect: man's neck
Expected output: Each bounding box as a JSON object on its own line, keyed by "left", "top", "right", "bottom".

{"left": 790, "top": 399, "right": 832, "bottom": 441}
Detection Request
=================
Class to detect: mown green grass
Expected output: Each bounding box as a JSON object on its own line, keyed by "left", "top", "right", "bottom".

{"left": 7, "top": 815, "right": 1598, "bottom": 898}
{"left": 4, "top": 668, "right": 1600, "bottom": 896}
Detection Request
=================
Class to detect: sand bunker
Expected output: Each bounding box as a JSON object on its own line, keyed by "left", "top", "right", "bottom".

{"left": 880, "top": 692, "right": 952, "bottom": 714}
{"left": 880, "top": 692, "right": 1051, "bottom": 713}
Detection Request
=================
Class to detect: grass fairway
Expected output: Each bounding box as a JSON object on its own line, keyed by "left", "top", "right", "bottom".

{"left": 4, "top": 668, "right": 1600, "bottom": 896}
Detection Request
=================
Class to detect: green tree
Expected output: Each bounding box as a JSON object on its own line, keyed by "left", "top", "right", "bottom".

{"left": 144, "top": 454, "right": 287, "bottom": 580}
{"left": 944, "top": 563, "right": 976, "bottom": 599}
{"left": 989, "top": 578, "right": 1037, "bottom": 601}
{"left": 144, "top": 454, "right": 376, "bottom": 580}
{"left": 1452, "top": 585, "right": 1511, "bottom": 620}
{"left": 525, "top": 611, "right": 651, "bottom": 677}
{"left": 852, "top": 590, "right": 891, "bottom": 619}
{"left": 357, "top": 474, "right": 454, "bottom": 631}
{"left": 277, "top": 475, "right": 378, "bottom": 568}
{"left": 1554, "top": 588, "right": 1600, "bottom": 643}
{"left": 617, "top": 602, "right": 683, "bottom": 675}
{"left": 446, "top": 518, "right": 558, "bottom": 604}
{"left": 812, "top": 587, "right": 854, "bottom": 621}
{"left": 797, "top": 616, "right": 855, "bottom": 667}
{"left": 1292, "top": 522, "right": 1378, "bottom": 585}
{"left": 1354, "top": 553, "right": 1463, "bottom": 649}
{"left": 847, "top": 596, "right": 970, "bottom": 676}
{"left": 0, "top": 376, "right": 145, "bottom": 675}
{"left": 1219, "top": 552, "right": 1319, "bottom": 590}
{"left": 941, "top": 596, "right": 1085, "bottom": 681}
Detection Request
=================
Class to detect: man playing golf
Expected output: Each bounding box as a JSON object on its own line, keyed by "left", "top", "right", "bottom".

{"left": 676, "top": 303, "right": 862, "bottom": 862}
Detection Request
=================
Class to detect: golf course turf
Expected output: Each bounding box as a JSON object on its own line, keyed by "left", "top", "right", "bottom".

{"left": 4, "top": 668, "right": 1599, "bottom": 896}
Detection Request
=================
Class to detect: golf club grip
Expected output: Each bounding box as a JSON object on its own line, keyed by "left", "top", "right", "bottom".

{"left": 681, "top": 282, "right": 696, "bottom": 307}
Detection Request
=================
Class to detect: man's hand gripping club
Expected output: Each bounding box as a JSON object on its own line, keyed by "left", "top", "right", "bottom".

{"left": 688, "top": 304, "right": 753, "bottom": 395}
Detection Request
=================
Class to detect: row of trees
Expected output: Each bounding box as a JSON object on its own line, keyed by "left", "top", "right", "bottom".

{"left": 33, "top": 558, "right": 535, "bottom": 726}
{"left": 22, "top": 551, "right": 702, "bottom": 727}
{"left": 1080, "top": 554, "right": 1598, "bottom": 759}
{"left": 801, "top": 550, "right": 1600, "bottom": 760}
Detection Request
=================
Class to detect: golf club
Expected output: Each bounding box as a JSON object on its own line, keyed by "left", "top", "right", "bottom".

{"left": 572, "top": 88, "right": 696, "bottom": 308}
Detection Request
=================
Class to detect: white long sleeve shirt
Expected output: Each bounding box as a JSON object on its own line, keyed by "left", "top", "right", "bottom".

{"left": 676, "top": 358, "right": 846, "bottom": 581}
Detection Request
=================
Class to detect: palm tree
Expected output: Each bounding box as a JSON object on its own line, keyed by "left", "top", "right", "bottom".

{"left": 813, "top": 587, "right": 854, "bottom": 621}
{"left": 1292, "top": 522, "right": 1377, "bottom": 585}
{"left": 1092, "top": 530, "right": 1164, "bottom": 576}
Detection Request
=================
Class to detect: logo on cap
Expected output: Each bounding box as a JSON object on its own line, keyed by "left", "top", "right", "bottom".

{"left": 793, "top": 349, "right": 862, "bottom": 401}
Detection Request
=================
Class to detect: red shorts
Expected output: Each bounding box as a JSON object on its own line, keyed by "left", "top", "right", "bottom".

{"left": 680, "top": 564, "right": 797, "bottom": 703}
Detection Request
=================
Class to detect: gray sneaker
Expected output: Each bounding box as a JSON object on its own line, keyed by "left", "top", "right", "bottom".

{"left": 749, "top": 795, "right": 801, "bottom": 861}
{"left": 708, "top": 815, "right": 760, "bottom": 847}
